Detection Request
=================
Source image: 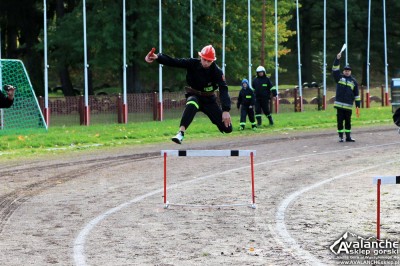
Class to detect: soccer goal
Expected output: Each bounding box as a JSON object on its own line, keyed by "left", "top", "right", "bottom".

{"left": 0, "top": 59, "right": 47, "bottom": 132}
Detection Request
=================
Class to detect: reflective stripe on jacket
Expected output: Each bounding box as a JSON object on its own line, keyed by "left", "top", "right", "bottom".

{"left": 332, "top": 58, "right": 360, "bottom": 110}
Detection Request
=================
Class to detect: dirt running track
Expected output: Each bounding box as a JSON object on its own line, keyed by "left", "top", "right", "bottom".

{"left": 1, "top": 125, "right": 400, "bottom": 266}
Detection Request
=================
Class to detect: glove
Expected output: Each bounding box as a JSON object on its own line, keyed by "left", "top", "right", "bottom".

{"left": 355, "top": 101, "right": 361, "bottom": 108}
{"left": 3, "top": 85, "right": 16, "bottom": 100}
{"left": 145, "top": 47, "right": 156, "bottom": 63}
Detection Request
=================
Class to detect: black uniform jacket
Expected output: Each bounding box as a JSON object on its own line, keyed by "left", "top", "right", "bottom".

{"left": 237, "top": 87, "right": 255, "bottom": 108}
{"left": 252, "top": 76, "right": 276, "bottom": 99}
{"left": 332, "top": 58, "right": 360, "bottom": 110}
{"left": 0, "top": 93, "right": 13, "bottom": 108}
{"left": 156, "top": 53, "right": 231, "bottom": 112}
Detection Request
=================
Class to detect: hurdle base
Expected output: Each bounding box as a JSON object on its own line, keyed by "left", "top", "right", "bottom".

{"left": 163, "top": 202, "right": 256, "bottom": 209}
{"left": 164, "top": 201, "right": 169, "bottom": 209}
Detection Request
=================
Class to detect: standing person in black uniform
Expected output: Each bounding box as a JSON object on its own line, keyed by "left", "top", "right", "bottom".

{"left": 252, "top": 66, "right": 277, "bottom": 126}
{"left": 145, "top": 45, "right": 232, "bottom": 144}
{"left": 237, "top": 79, "right": 256, "bottom": 130}
{"left": 0, "top": 85, "right": 16, "bottom": 108}
{"left": 332, "top": 53, "right": 360, "bottom": 142}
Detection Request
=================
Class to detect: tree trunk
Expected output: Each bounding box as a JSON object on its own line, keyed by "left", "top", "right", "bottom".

{"left": 56, "top": 0, "right": 75, "bottom": 96}
{"left": 25, "top": 52, "right": 44, "bottom": 96}
{"left": 260, "top": 0, "right": 266, "bottom": 66}
{"left": 300, "top": 3, "right": 313, "bottom": 84}
{"left": 88, "top": 69, "right": 94, "bottom": 95}
{"left": 56, "top": 0, "right": 65, "bottom": 17}
{"left": 127, "top": 64, "right": 142, "bottom": 93}
{"left": 59, "top": 66, "right": 75, "bottom": 96}
{"left": 5, "top": 26, "right": 18, "bottom": 58}
{"left": 22, "top": 12, "right": 44, "bottom": 96}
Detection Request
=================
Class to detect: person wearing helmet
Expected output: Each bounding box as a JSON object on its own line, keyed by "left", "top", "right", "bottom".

{"left": 0, "top": 85, "right": 15, "bottom": 108}
{"left": 145, "top": 45, "right": 232, "bottom": 144}
{"left": 237, "top": 79, "right": 256, "bottom": 130}
{"left": 332, "top": 53, "right": 360, "bottom": 142}
{"left": 252, "top": 66, "right": 277, "bottom": 126}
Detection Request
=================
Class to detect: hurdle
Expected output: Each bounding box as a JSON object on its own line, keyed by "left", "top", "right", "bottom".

{"left": 161, "top": 150, "right": 256, "bottom": 209}
{"left": 372, "top": 176, "right": 400, "bottom": 239}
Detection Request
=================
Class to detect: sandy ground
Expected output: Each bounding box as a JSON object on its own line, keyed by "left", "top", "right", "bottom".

{"left": 1, "top": 125, "right": 400, "bottom": 266}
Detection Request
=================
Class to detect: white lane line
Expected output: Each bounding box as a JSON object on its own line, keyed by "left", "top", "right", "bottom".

{"left": 73, "top": 141, "right": 400, "bottom": 266}
{"left": 275, "top": 159, "right": 400, "bottom": 265}
{"left": 73, "top": 165, "right": 250, "bottom": 266}
{"left": 73, "top": 188, "right": 163, "bottom": 265}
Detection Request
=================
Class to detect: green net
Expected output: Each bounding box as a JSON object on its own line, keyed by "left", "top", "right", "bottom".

{"left": 0, "top": 59, "right": 47, "bottom": 134}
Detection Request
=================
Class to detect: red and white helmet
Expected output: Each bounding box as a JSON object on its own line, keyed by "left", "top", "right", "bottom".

{"left": 198, "top": 45, "right": 216, "bottom": 61}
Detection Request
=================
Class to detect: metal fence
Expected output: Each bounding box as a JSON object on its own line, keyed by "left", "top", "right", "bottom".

{"left": 39, "top": 86, "right": 390, "bottom": 126}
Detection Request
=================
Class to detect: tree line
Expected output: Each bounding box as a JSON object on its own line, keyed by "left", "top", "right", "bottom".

{"left": 0, "top": 0, "right": 399, "bottom": 97}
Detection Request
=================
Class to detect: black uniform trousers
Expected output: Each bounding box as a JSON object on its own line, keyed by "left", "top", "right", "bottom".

{"left": 255, "top": 96, "right": 271, "bottom": 117}
{"left": 240, "top": 105, "right": 255, "bottom": 124}
{"left": 180, "top": 94, "right": 232, "bottom": 133}
{"left": 336, "top": 107, "right": 352, "bottom": 132}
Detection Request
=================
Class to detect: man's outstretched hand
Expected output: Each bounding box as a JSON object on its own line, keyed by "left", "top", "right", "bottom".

{"left": 222, "top": 111, "right": 231, "bottom": 127}
{"left": 145, "top": 48, "right": 157, "bottom": 63}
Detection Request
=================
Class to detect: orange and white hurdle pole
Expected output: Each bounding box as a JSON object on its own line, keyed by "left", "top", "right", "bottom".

{"left": 373, "top": 176, "right": 400, "bottom": 239}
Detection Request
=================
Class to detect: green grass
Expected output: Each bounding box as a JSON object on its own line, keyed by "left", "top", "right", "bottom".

{"left": 0, "top": 106, "right": 393, "bottom": 161}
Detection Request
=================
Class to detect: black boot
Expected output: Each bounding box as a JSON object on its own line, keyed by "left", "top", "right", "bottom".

{"left": 267, "top": 115, "right": 274, "bottom": 125}
{"left": 256, "top": 116, "right": 262, "bottom": 126}
{"left": 345, "top": 132, "right": 355, "bottom": 142}
{"left": 338, "top": 132, "right": 344, "bottom": 142}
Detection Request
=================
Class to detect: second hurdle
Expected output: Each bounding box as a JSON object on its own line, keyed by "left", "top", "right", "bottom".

{"left": 161, "top": 150, "right": 256, "bottom": 209}
{"left": 373, "top": 176, "right": 400, "bottom": 239}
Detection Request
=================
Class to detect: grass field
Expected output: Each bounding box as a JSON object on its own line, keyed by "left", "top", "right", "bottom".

{"left": 0, "top": 105, "right": 393, "bottom": 161}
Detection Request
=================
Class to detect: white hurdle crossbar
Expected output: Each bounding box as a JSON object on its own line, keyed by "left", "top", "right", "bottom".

{"left": 161, "top": 150, "right": 256, "bottom": 209}
{"left": 372, "top": 176, "right": 400, "bottom": 239}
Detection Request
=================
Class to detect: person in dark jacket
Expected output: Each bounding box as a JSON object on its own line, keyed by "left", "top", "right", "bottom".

{"left": 393, "top": 107, "right": 400, "bottom": 134}
{"left": 237, "top": 79, "right": 256, "bottom": 130}
{"left": 145, "top": 45, "right": 232, "bottom": 144}
{"left": 393, "top": 107, "right": 400, "bottom": 127}
{"left": 252, "top": 66, "right": 277, "bottom": 126}
{"left": 0, "top": 85, "right": 15, "bottom": 108}
{"left": 332, "top": 53, "right": 360, "bottom": 142}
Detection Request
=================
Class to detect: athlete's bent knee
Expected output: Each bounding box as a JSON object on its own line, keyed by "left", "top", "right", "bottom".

{"left": 186, "top": 96, "right": 200, "bottom": 109}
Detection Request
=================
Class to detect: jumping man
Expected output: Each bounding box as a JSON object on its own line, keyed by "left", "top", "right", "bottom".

{"left": 145, "top": 45, "right": 232, "bottom": 144}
